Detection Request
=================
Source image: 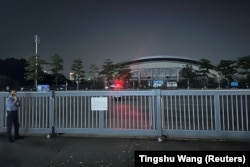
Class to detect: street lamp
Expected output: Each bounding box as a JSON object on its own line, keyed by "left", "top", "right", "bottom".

{"left": 218, "top": 76, "right": 221, "bottom": 89}
{"left": 34, "top": 35, "right": 40, "bottom": 89}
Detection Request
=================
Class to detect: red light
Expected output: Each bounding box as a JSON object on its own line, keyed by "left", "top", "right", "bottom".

{"left": 114, "top": 80, "right": 124, "bottom": 88}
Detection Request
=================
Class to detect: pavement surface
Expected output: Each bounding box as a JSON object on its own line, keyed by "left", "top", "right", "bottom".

{"left": 0, "top": 134, "right": 250, "bottom": 167}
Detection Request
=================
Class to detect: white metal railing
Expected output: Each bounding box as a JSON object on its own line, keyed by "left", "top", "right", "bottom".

{"left": 0, "top": 89, "right": 250, "bottom": 140}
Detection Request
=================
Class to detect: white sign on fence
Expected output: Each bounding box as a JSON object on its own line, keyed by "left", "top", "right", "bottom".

{"left": 91, "top": 97, "right": 108, "bottom": 111}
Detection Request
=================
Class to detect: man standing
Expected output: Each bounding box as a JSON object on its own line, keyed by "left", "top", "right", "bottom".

{"left": 6, "top": 90, "right": 21, "bottom": 142}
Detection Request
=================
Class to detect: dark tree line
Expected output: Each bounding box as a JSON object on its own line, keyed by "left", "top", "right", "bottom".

{"left": 0, "top": 58, "right": 30, "bottom": 90}
{"left": 0, "top": 57, "right": 67, "bottom": 90}
{"left": 179, "top": 55, "right": 250, "bottom": 89}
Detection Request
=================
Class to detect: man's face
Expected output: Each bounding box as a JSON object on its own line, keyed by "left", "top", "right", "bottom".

{"left": 11, "top": 90, "right": 16, "bottom": 96}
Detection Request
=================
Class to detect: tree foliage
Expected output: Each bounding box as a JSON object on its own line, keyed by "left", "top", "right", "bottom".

{"left": 88, "top": 64, "right": 99, "bottom": 80}
{"left": 71, "top": 59, "right": 85, "bottom": 89}
{"left": 0, "top": 58, "right": 27, "bottom": 86}
{"left": 179, "top": 64, "right": 198, "bottom": 88}
{"left": 24, "top": 55, "right": 46, "bottom": 87}
{"left": 99, "top": 59, "right": 116, "bottom": 86}
{"left": 197, "top": 58, "right": 213, "bottom": 88}
{"left": 50, "top": 54, "right": 64, "bottom": 85}
{"left": 237, "top": 55, "right": 250, "bottom": 75}
{"left": 197, "top": 58, "right": 213, "bottom": 77}
{"left": 71, "top": 59, "right": 85, "bottom": 80}
{"left": 217, "top": 60, "right": 237, "bottom": 81}
{"left": 115, "top": 64, "right": 132, "bottom": 81}
{"left": 0, "top": 75, "right": 17, "bottom": 91}
{"left": 179, "top": 64, "right": 197, "bottom": 80}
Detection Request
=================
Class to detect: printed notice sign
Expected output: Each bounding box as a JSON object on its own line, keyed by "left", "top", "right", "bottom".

{"left": 91, "top": 97, "right": 108, "bottom": 111}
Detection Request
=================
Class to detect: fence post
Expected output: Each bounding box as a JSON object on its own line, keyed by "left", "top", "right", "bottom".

{"left": 48, "top": 90, "right": 55, "bottom": 138}
{"left": 155, "top": 89, "right": 162, "bottom": 139}
{"left": 214, "top": 93, "right": 221, "bottom": 133}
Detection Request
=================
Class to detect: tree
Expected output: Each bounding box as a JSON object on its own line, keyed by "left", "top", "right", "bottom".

{"left": 99, "top": 59, "right": 132, "bottom": 88}
{"left": 217, "top": 60, "right": 237, "bottom": 87}
{"left": 0, "top": 58, "right": 27, "bottom": 86}
{"left": 42, "top": 73, "right": 67, "bottom": 86}
{"left": 99, "top": 59, "right": 116, "bottom": 87}
{"left": 71, "top": 59, "right": 85, "bottom": 90}
{"left": 24, "top": 55, "right": 46, "bottom": 88}
{"left": 88, "top": 64, "right": 99, "bottom": 88}
{"left": 0, "top": 75, "right": 17, "bottom": 91}
{"left": 237, "top": 55, "right": 250, "bottom": 88}
{"left": 197, "top": 58, "right": 213, "bottom": 76}
{"left": 197, "top": 58, "right": 213, "bottom": 88}
{"left": 237, "top": 55, "right": 250, "bottom": 76}
{"left": 49, "top": 54, "right": 64, "bottom": 86}
{"left": 115, "top": 64, "right": 132, "bottom": 88}
{"left": 179, "top": 64, "right": 198, "bottom": 88}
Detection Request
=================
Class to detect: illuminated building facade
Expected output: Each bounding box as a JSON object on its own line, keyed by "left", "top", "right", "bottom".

{"left": 119, "top": 56, "right": 221, "bottom": 88}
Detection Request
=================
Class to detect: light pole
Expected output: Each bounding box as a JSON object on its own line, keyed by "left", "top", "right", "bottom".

{"left": 34, "top": 35, "right": 40, "bottom": 89}
{"left": 65, "top": 81, "right": 68, "bottom": 91}
{"left": 218, "top": 76, "right": 221, "bottom": 89}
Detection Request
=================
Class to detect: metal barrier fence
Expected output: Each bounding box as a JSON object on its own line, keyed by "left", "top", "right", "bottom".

{"left": 0, "top": 92, "right": 52, "bottom": 134}
{"left": 0, "top": 89, "right": 250, "bottom": 140}
{"left": 161, "top": 90, "right": 250, "bottom": 140}
{"left": 53, "top": 91, "right": 157, "bottom": 136}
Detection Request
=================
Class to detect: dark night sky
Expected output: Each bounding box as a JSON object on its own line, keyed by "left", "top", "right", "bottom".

{"left": 1, "top": 0, "right": 250, "bottom": 77}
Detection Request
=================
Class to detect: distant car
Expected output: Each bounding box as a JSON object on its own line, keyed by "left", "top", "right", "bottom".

{"left": 110, "top": 84, "right": 123, "bottom": 91}
{"left": 110, "top": 83, "right": 124, "bottom": 100}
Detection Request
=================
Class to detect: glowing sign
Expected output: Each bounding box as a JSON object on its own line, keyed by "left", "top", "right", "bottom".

{"left": 230, "top": 82, "right": 238, "bottom": 87}
{"left": 37, "top": 85, "right": 50, "bottom": 92}
{"left": 153, "top": 80, "right": 163, "bottom": 87}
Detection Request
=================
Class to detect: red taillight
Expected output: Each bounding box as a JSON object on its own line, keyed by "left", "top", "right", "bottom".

{"left": 114, "top": 80, "right": 123, "bottom": 88}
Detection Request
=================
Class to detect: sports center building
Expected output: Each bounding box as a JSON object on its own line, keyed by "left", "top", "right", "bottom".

{"left": 120, "top": 56, "right": 221, "bottom": 89}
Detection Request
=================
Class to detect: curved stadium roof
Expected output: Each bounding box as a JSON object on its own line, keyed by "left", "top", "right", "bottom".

{"left": 119, "top": 55, "right": 220, "bottom": 78}
{"left": 120, "top": 55, "right": 200, "bottom": 66}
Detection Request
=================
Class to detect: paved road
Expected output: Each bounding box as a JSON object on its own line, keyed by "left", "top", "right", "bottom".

{"left": 1, "top": 134, "right": 250, "bottom": 167}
